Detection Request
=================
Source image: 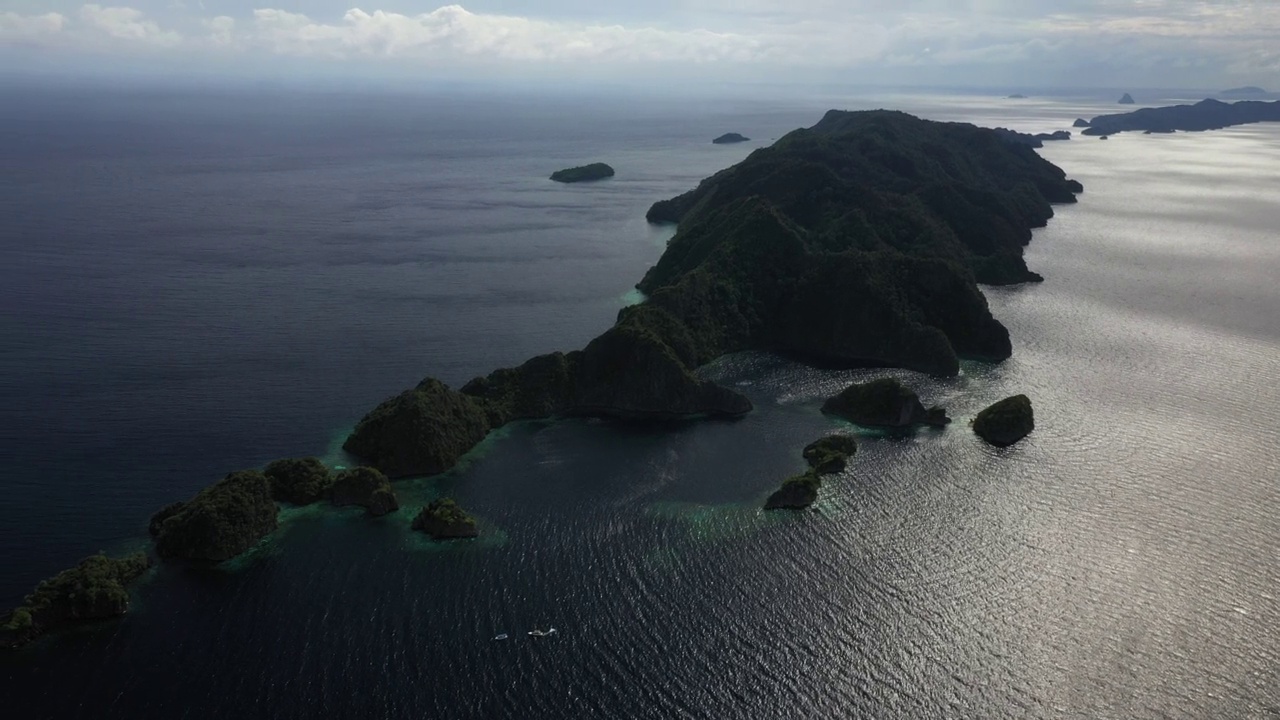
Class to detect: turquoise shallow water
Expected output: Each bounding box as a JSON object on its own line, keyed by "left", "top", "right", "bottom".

{"left": 1, "top": 85, "right": 1278, "bottom": 718}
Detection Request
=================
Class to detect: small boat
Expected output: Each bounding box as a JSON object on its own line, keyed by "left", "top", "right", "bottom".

{"left": 527, "top": 627, "right": 558, "bottom": 638}
{"left": 492, "top": 633, "right": 509, "bottom": 641}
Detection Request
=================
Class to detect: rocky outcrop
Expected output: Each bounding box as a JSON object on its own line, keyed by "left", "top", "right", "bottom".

{"left": 1082, "top": 98, "right": 1280, "bottom": 136}
{"left": 1, "top": 553, "right": 150, "bottom": 649}
{"left": 152, "top": 471, "right": 279, "bottom": 563}
{"left": 764, "top": 472, "right": 821, "bottom": 510}
{"left": 1119, "top": 93, "right": 1136, "bottom": 105}
{"left": 972, "top": 394, "right": 1035, "bottom": 447}
{"left": 712, "top": 133, "right": 750, "bottom": 144}
{"left": 550, "top": 163, "right": 615, "bottom": 183}
{"left": 993, "top": 128, "right": 1071, "bottom": 147}
{"left": 344, "top": 379, "right": 492, "bottom": 479}
{"left": 1073, "top": 118, "right": 1091, "bottom": 128}
{"left": 411, "top": 499, "right": 479, "bottom": 539}
{"left": 822, "top": 378, "right": 950, "bottom": 428}
{"left": 330, "top": 467, "right": 399, "bottom": 517}
{"left": 263, "top": 457, "right": 333, "bottom": 505}
{"left": 803, "top": 435, "right": 858, "bottom": 474}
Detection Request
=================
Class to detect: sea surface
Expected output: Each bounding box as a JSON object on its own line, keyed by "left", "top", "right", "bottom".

{"left": 1, "top": 82, "right": 1278, "bottom": 719}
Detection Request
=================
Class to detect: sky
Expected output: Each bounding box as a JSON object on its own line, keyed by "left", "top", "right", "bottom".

{"left": 2, "top": 0, "right": 1278, "bottom": 90}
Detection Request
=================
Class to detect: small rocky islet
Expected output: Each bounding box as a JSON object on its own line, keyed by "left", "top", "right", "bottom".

{"left": 821, "top": 377, "right": 950, "bottom": 429}
{"left": 972, "top": 394, "right": 1035, "bottom": 447}
{"left": 764, "top": 434, "right": 859, "bottom": 511}
{"left": 550, "top": 163, "right": 615, "bottom": 183}
{"left": 712, "top": 132, "right": 750, "bottom": 144}
{"left": 412, "top": 499, "right": 480, "bottom": 540}
{"left": 6, "top": 108, "right": 1078, "bottom": 649}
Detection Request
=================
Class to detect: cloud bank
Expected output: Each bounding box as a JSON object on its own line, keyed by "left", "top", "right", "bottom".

{"left": 3, "top": 2, "right": 1278, "bottom": 87}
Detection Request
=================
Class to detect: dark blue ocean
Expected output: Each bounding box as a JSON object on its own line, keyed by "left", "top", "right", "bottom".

{"left": 1, "top": 82, "right": 1278, "bottom": 718}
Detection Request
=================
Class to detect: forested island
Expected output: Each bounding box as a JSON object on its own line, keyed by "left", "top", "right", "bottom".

{"left": 1082, "top": 98, "right": 1280, "bottom": 136}
{"left": 550, "top": 163, "right": 615, "bottom": 183}
{"left": 3, "top": 108, "right": 1078, "bottom": 648}
{"left": 344, "top": 109, "right": 1081, "bottom": 479}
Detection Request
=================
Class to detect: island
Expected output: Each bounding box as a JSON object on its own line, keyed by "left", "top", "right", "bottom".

{"left": 1, "top": 553, "right": 150, "bottom": 649}
{"left": 1006, "top": 94, "right": 1027, "bottom": 99}
{"left": 1119, "top": 93, "right": 1136, "bottom": 105}
{"left": 344, "top": 109, "right": 1082, "bottom": 479}
{"left": 1072, "top": 118, "right": 1091, "bottom": 128}
{"left": 550, "top": 163, "right": 615, "bottom": 183}
{"left": 764, "top": 472, "right": 822, "bottom": 510}
{"left": 822, "top": 378, "right": 949, "bottom": 429}
{"left": 712, "top": 133, "right": 750, "bottom": 144}
{"left": 1220, "top": 86, "right": 1267, "bottom": 97}
{"left": 971, "top": 394, "right": 1035, "bottom": 447}
{"left": 329, "top": 467, "right": 399, "bottom": 517}
{"left": 264, "top": 457, "right": 333, "bottom": 506}
{"left": 802, "top": 435, "right": 859, "bottom": 474}
{"left": 151, "top": 470, "right": 280, "bottom": 563}
{"left": 992, "top": 128, "right": 1071, "bottom": 147}
{"left": 1081, "top": 98, "right": 1280, "bottom": 136}
{"left": 411, "top": 499, "right": 479, "bottom": 539}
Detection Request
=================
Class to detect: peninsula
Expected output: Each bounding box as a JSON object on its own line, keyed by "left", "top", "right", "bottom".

{"left": 1081, "top": 98, "right": 1280, "bottom": 136}
{"left": 344, "top": 109, "right": 1082, "bottom": 479}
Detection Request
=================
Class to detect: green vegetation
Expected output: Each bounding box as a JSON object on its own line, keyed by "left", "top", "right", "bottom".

{"left": 330, "top": 467, "right": 399, "bottom": 516}
{"left": 343, "top": 378, "right": 492, "bottom": 479}
{"left": 802, "top": 435, "right": 858, "bottom": 474}
{"left": 411, "top": 498, "right": 479, "bottom": 540}
{"left": 822, "top": 377, "right": 950, "bottom": 428}
{"left": 345, "top": 110, "right": 1080, "bottom": 479}
{"left": 764, "top": 472, "right": 823, "bottom": 510}
{"left": 152, "top": 471, "right": 279, "bottom": 563}
{"left": 972, "top": 394, "right": 1035, "bottom": 447}
{"left": 550, "top": 163, "right": 615, "bottom": 183}
{"left": 2, "top": 553, "right": 150, "bottom": 648}
{"left": 263, "top": 457, "right": 333, "bottom": 505}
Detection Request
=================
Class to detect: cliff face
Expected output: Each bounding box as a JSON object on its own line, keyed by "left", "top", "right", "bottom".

{"left": 344, "top": 110, "right": 1080, "bottom": 479}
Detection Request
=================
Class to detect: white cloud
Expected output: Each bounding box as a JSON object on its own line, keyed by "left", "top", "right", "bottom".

{"left": 204, "top": 15, "right": 235, "bottom": 46}
{"left": 245, "top": 5, "right": 762, "bottom": 63}
{"left": 0, "top": 11, "right": 67, "bottom": 41}
{"left": 79, "top": 4, "right": 181, "bottom": 46}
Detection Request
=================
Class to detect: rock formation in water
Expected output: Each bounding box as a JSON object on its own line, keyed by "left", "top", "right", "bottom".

{"left": 822, "top": 378, "right": 949, "bottom": 428}
{"left": 263, "top": 457, "right": 333, "bottom": 506}
{"left": 972, "top": 394, "right": 1035, "bottom": 447}
{"left": 411, "top": 498, "right": 479, "bottom": 539}
{"left": 344, "top": 110, "right": 1081, "bottom": 479}
{"left": 152, "top": 470, "right": 280, "bottom": 563}
{"left": 1, "top": 553, "right": 150, "bottom": 649}
{"left": 330, "top": 467, "right": 399, "bottom": 516}
{"left": 764, "top": 472, "right": 822, "bottom": 510}
{"left": 1119, "top": 93, "right": 1136, "bottom": 105}
{"left": 1082, "top": 98, "right": 1280, "bottom": 136}
{"left": 1073, "top": 118, "right": 1091, "bottom": 128}
{"left": 550, "top": 163, "right": 615, "bottom": 183}
{"left": 802, "top": 435, "right": 859, "bottom": 474}
{"left": 712, "top": 133, "right": 750, "bottom": 144}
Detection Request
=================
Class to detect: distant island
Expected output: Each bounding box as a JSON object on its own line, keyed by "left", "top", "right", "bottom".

{"left": 712, "top": 133, "right": 750, "bottom": 144}
{"left": 550, "top": 163, "right": 615, "bottom": 183}
{"left": 343, "top": 109, "right": 1082, "bottom": 480}
{"left": 1081, "top": 98, "right": 1280, "bottom": 136}
{"left": 1006, "top": 94, "right": 1027, "bottom": 99}
{"left": 1220, "top": 86, "right": 1267, "bottom": 97}
{"left": 1119, "top": 93, "right": 1136, "bottom": 105}
{"left": 992, "top": 127, "right": 1071, "bottom": 148}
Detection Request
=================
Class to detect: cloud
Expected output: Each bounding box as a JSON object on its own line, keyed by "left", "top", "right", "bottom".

{"left": 245, "top": 5, "right": 763, "bottom": 64}
{"left": 204, "top": 15, "right": 234, "bottom": 46}
{"left": 79, "top": 4, "right": 180, "bottom": 46}
{"left": 0, "top": 11, "right": 67, "bottom": 41}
